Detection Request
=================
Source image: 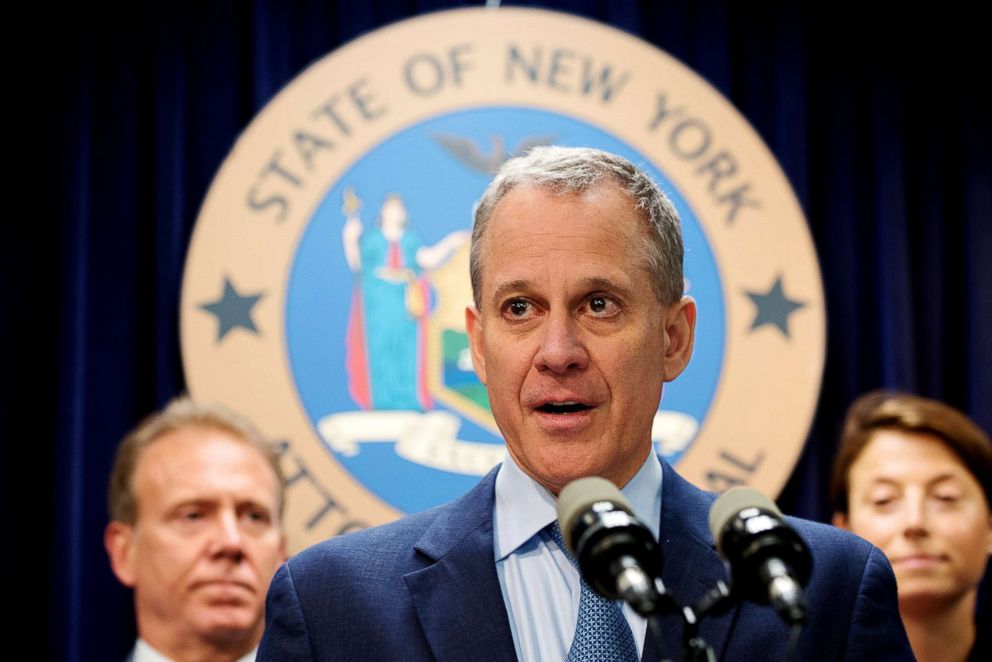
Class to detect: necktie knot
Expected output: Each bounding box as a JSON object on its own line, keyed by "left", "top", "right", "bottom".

{"left": 547, "top": 520, "right": 574, "bottom": 564}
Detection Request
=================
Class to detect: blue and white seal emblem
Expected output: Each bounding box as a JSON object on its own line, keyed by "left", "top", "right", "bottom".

{"left": 181, "top": 8, "right": 825, "bottom": 552}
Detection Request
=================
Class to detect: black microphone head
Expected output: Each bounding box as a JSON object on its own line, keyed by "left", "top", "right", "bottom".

{"left": 708, "top": 487, "right": 782, "bottom": 557}
{"left": 557, "top": 477, "right": 634, "bottom": 555}
{"left": 708, "top": 487, "right": 812, "bottom": 614}
{"left": 556, "top": 477, "right": 660, "bottom": 601}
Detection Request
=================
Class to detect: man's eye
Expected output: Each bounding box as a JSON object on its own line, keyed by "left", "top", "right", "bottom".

{"left": 179, "top": 510, "right": 204, "bottom": 522}
{"left": 505, "top": 300, "right": 531, "bottom": 317}
{"left": 587, "top": 296, "right": 618, "bottom": 315}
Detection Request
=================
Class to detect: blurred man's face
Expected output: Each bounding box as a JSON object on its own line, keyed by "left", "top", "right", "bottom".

{"left": 105, "top": 427, "right": 286, "bottom": 657}
{"left": 466, "top": 182, "right": 695, "bottom": 495}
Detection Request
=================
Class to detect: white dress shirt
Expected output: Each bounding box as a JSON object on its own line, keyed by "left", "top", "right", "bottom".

{"left": 494, "top": 451, "right": 663, "bottom": 662}
{"left": 131, "top": 638, "right": 256, "bottom": 662}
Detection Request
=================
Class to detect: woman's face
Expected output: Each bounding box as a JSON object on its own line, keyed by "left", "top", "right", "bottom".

{"left": 835, "top": 430, "right": 992, "bottom": 612}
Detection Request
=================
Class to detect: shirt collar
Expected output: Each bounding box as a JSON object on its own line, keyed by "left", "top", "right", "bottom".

{"left": 133, "top": 640, "right": 174, "bottom": 662}
{"left": 494, "top": 450, "right": 663, "bottom": 561}
{"left": 133, "top": 639, "right": 257, "bottom": 662}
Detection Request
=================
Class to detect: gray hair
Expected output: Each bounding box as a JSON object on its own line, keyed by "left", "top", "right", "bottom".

{"left": 107, "top": 396, "right": 286, "bottom": 525}
{"left": 470, "top": 145, "right": 684, "bottom": 308}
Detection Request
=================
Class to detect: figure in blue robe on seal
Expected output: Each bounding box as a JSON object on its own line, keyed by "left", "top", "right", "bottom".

{"left": 342, "top": 189, "right": 468, "bottom": 412}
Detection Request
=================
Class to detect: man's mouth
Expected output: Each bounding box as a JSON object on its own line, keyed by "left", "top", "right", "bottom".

{"left": 192, "top": 579, "right": 255, "bottom": 594}
{"left": 536, "top": 401, "right": 593, "bottom": 414}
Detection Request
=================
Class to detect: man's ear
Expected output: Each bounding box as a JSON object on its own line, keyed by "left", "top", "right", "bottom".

{"left": 661, "top": 296, "right": 697, "bottom": 382}
{"left": 105, "top": 521, "right": 137, "bottom": 588}
{"left": 831, "top": 512, "right": 850, "bottom": 530}
{"left": 465, "top": 305, "right": 487, "bottom": 385}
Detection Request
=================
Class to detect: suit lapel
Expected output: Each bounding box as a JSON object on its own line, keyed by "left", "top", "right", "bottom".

{"left": 642, "top": 461, "right": 741, "bottom": 662}
{"left": 400, "top": 460, "right": 740, "bottom": 662}
{"left": 403, "top": 469, "right": 517, "bottom": 662}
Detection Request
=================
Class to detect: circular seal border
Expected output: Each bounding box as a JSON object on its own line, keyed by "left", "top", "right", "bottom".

{"left": 181, "top": 7, "right": 825, "bottom": 552}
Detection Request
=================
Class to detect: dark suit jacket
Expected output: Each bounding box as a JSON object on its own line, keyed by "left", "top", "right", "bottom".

{"left": 259, "top": 460, "right": 913, "bottom": 661}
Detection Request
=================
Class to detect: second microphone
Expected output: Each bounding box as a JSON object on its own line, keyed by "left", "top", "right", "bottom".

{"left": 556, "top": 476, "right": 668, "bottom": 617}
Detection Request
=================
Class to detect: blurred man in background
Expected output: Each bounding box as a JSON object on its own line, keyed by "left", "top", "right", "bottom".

{"left": 104, "top": 397, "right": 286, "bottom": 662}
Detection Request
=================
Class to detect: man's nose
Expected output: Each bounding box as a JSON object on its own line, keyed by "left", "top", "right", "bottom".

{"left": 211, "top": 511, "right": 246, "bottom": 561}
{"left": 533, "top": 311, "right": 589, "bottom": 373}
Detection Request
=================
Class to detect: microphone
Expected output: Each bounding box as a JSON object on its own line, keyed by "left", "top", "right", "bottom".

{"left": 557, "top": 477, "right": 664, "bottom": 616}
{"left": 708, "top": 487, "right": 812, "bottom": 625}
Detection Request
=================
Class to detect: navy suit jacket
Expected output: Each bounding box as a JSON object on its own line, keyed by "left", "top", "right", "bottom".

{"left": 259, "top": 460, "right": 913, "bottom": 661}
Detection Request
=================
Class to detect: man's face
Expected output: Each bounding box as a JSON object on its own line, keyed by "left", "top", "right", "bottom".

{"left": 105, "top": 427, "right": 286, "bottom": 654}
{"left": 466, "top": 182, "right": 695, "bottom": 494}
{"left": 836, "top": 430, "right": 992, "bottom": 614}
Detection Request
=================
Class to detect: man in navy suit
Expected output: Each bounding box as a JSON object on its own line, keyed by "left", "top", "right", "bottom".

{"left": 259, "top": 147, "right": 913, "bottom": 661}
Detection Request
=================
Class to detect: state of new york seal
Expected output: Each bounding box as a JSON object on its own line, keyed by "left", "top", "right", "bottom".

{"left": 181, "top": 8, "right": 825, "bottom": 552}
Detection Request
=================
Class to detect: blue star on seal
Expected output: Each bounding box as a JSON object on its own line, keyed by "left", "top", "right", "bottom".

{"left": 744, "top": 275, "right": 805, "bottom": 337}
{"left": 200, "top": 277, "right": 263, "bottom": 341}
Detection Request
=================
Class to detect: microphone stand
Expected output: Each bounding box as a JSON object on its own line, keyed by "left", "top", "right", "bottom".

{"left": 617, "top": 570, "right": 731, "bottom": 662}
{"left": 625, "top": 577, "right": 735, "bottom": 662}
{"left": 676, "top": 579, "right": 803, "bottom": 662}
{"left": 680, "top": 580, "right": 734, "bottom": 662}
{"left": 612, "top": 569, "right": 682, "bottom": 662}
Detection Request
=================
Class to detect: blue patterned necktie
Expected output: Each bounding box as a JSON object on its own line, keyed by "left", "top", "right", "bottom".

{"left": 548, "top": 521, "right": 640, "bottom": 662}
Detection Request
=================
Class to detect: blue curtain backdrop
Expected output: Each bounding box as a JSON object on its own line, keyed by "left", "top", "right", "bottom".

{"left": 13, "top": 1, "right": 989, "bottom": 659}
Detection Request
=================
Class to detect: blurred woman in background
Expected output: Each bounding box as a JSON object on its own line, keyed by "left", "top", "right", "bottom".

{"left": 831, "top": 391, "right": 992, "bottom": 662}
